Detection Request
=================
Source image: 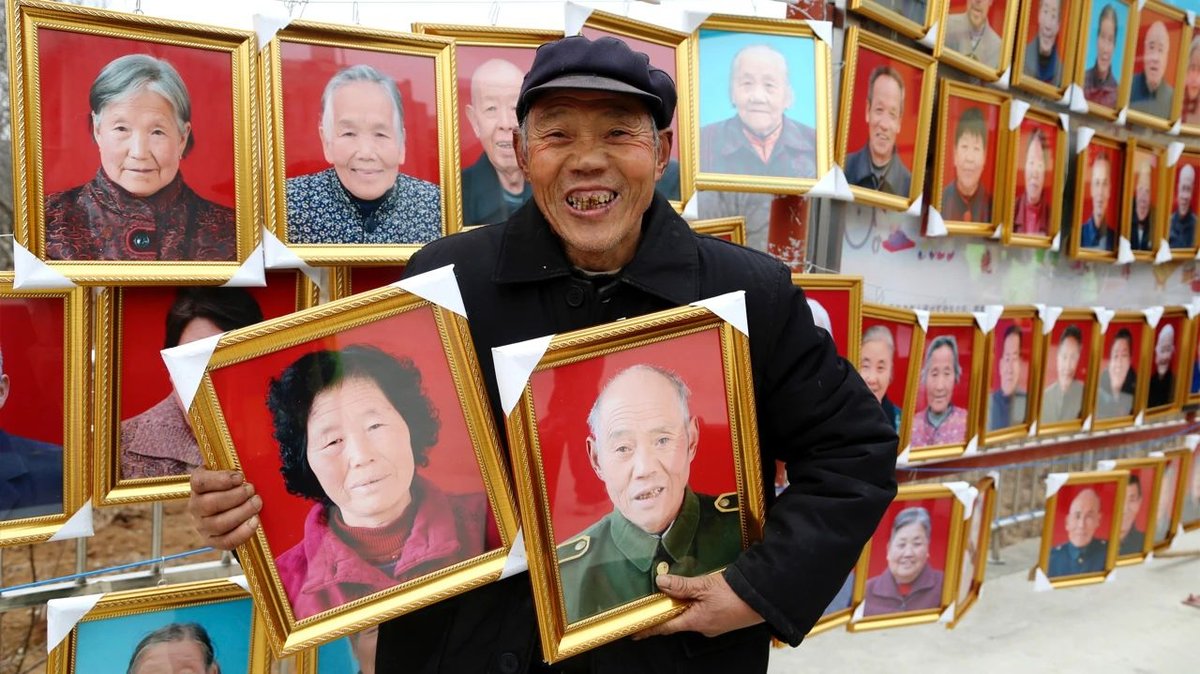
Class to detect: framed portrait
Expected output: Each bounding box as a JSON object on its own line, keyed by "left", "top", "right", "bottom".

{"left": 92, "top": 274, "right": 311, "bottom": 506}
{"left": 503, "top": 304, "right": 764, "bottom": 662}
{"left": 1182, "top": 30, "right": 1200, "bottom": 134}
{"left": 324, "top": 265, "right": 407, "bottom": 302}
{"left": 1182, "top": 443, "right": 1200, "bottom": 532}
{"left": 1165, "top": 150, "right": 1200, "bottom": 258}
{"left": 907, "top": 315, "right": 984, "bottom": 462}
{"left": 1098, "top": 456, "right": 1166, "bottom": 565}
{"left": 937, "top": 0, "right": 1021, "bottom": 81}
{"left": 262, "top": 21, "right": 459, "bottom": 265}
{"left": 861, "top": 303, "right": 926, "bottom": 455}
{"left": 46, "top": 578, "right": 269, "bottom": 674}
{"left": 946, "top": 476, "right": 996, "bottom": 628}
{"left": 187, "top": 282, "right": 518, "bottom": 655}
{"left": 1074, "top": 0, "right": 1138, "bottom": 120}
{"left": 291, "top": 626, "right": 378, "bottom": 674}
{"left": 1151, "top": 447, "right": 1193, "bottom": 550}
{"left": 689, "top": 216, "right": 747, "bottom": 245}
{"left": 837, "top": 27, "right": 939, "bottom": 211}
{"left": 1036, "top": 311, "right": 1100, "bottom": 435}
{"left": 1144, "top": 307, "right": 1187, "bottom": 417}
{"left": 1125, "top": 140, "right": 1167, "bottom": 259}
{"left": 1091, "top": 312, "right": 1150, "bottom": 430}
{"left": 1037, "top": 470, "right": 1126, "bottom": 587}
{"left": 849, "top": 0, "right": 941, "bottom": 41}
{"left": 0, "top": 276, "right": 88, "bottom": 547}
{"left": 8, "top": 0, "right": 258, "bottom": 284}
{"left": 1069, "top": 132, "right": 1129, "bottom": 261}
{"left": 792, "top": 274, "right": 864, "bottom": 365}
{"left": 848, "top": 483, "right": 965, "bottom": 631}
{"left": 980, "top": 308, "right": 1042, "bottom": 445}
{"left": 693, "top": 15, "right": 831, "bottom": 197}
{"left": 930, "top": 80, "right": 1011, "bottom": 237}
{"left": 1124, "top": 0, "right": 1191, "bottom": 130}
{"left": 1011, "top": 0, "right": 1084, "bottom": 98}
{"left": 1003, "top": 106, "right": 1066, "bottom": 248}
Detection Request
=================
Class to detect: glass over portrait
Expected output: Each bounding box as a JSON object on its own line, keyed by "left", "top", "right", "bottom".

{"left": 1128, "top": 146, "right": 1163, "bottom": 255}
{"left": 860, "top": 305, "right": 924, "bottom": 450}
{"left": 1167, "top": 153, "right": 1200, "bottom": 253}
{"left": 910, "top": 324, "right": 978, "bottom": 455}
{"left": 1145, "top": 314, "right": 1184, "bottom": 413}
{"left": 1013, "top": 0, "right": 1077, "bottom": 94}
{"left": 940, "top": 0, "right": 1017, "bottom": 79}
{"left": 984, "top": 317, "right": 1035, "bottom": 438}
{"left": 1041, "top": 477, "right": 1123, "bottom": 583}
{"left": 1078, "top": 0, "right": 1135, "bottom": 116}
{"left": 1093, "top": 318, "right": 1146, "bottom": 424}
{"left": 1126, "top": 2, "right": 1188, "bottom": 127}
{"left": 1152, "top": 450, "right": 1189, "bottom": 549}
{"left": 1073, "top": 137, "right": 1127, "bottom": 257}
{"left": 1039, "top": 319, "right": 1096, "bottom": 430}
{"left": 1007, "top": 113, "right": 1062, "bottom": 245}
{"left": 934, "top": 86, "right": 1006, "bottom": 235}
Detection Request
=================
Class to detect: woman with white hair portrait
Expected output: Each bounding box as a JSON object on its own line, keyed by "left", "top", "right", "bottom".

{"left": 910, "top": 334, "right": 969, "bottom": 446}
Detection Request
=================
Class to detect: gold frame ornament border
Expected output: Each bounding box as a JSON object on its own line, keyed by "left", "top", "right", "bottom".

{"left": 1002, "top": 105, "right": 1067, "bottom": 249}
{"left": 849, "top": 0, "right": 944, "bottom": 42}
{"left": 505, "top": 305, "right": 764, "bottom": 663}
{"left": 1035, "top": 309, "right": 1102, "bottom": 437}
{"left": 46, "top": 578, "right": 270, "bottom": 674}
{"left": 1105, "top": 456, "right": 1167, "bottom": 566}
{"left": 1125, "top": 140, "right": 1168, "bottom": 262}
{"left": 791, "top": 273, "right": 864, "bottom": 366}
{"left": 1153, "top": 447, "right": 1193, "bottom": 551}
{"left": 689, "top": 216, "right": 747, "bottom": 246}
{"left": 906, "top": 313, "right": 986, "bottom": 463}
{"left": 1068, "top": 132, "right": 1131, "bottom": 262}
{"left": 929, "top": 79, "right": 1012, "bottom": 238}
{"left": 1166, "top": 149, "right": 1200, "bottom": 260}
{"left": 692, "top": 14, "right": 832, "bottom": 196}
{"left": 946, "top": 475, "right": 997, "bottom": 628}
{"left": 1036, "top": 469, "right": 1128, "bottom": 589}
{"left": 1010, "top": 0, "right": 1085, "bottom": 100}
{"left": 1186, "top": 311, "right": 1200, "bottom": 407}
{"left": 1123, "top": 0, "right": 1192, "bottom": 131}
{"left": 0, "top": 274, "right": 89, "bottom": 547}
{"left": 935, "top": 0, "right": 1021, "bottom": 82}
{"left": 91, "top": 272, "right": 313, "bottom": 507}
{"left": 848, "top": 482, "right": 967, "bottom": 632}
{"left": 1089, "top": 311, "right": 1152, "bottom": 432}
{"left": 1143, "top": 306, "right": 1189, "bottom": 419}
{"left": 864, "top": 302, "right": 927, "bottom": 456}
{"left": 836, "top": 26, "right": 939, "bottom": 212}
{"left": 1073, "top": 0, "right": 1140, "bottom": 121}
{"left": 7, "top": 0, "right": 260, "bottom": 285}
{"left": 261, "top": 21, "right": 461, "bottom": 266}
{"left": 979, "top": 307, "right": 1044, "bottom": 446}
{"left": 188, "top": 285, "right": 519, "bottom": 657}
{"left": 1182, "top": 445, "right": 1200, "bottom": 533}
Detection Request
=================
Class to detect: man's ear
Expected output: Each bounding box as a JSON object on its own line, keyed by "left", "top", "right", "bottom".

{"left": 0, "top": 374, "right": 10, "bottom": 410}
{"left": 655, "top": 128, "right": 673, "bottom": 181}
{"left": 686, "top": 415, "right": 699, "bottom": 461}
{"left": 586, "top": 436, "right": 604, "bottom": 479}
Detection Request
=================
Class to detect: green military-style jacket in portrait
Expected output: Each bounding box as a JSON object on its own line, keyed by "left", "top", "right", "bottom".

{"left": 558, "top": 488, "right": 743, "bottom": 623}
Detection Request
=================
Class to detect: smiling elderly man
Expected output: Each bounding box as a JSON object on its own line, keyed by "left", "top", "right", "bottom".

{"left": 189, "top": 35, "right": 896, "bottom": 674}
{"left": 1130, "top": 21, "right": 1175, "bottom": 118}
{"left": 1047, "top": 488, "right": 1109, "bottom": 577}
{"left": 461, "top": 58, "right": 531, "bottom": 226}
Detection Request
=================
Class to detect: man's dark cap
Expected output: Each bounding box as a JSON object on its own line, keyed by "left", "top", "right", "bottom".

{"left": 517, "top": 35, "right": 676, "bottom": 129}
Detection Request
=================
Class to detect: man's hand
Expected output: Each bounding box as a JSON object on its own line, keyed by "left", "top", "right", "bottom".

{"left": 634, "top": 573, "right": 763, "bottom": 639}
{"left": 188, "top": 469, "right": 262, "bottom": 550}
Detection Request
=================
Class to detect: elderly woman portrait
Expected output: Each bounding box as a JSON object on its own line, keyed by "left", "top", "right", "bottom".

{"left": 1013, "top": 127, "right": 1049, "bottom": 235}
{"left": 859, "top": 325, "right": 902, "bottom": 431}
{"left": 910, "top": 335, "right": 969, "bottom": 446}
{"left": 44, "top": 54, "right": 236, "bottom": 262}
{"left": 863, "top": 506, "right": 944, "bottom": 616}
{"left": 126, "top": 622, "right": 221, "bottom": 674}
{"left": 1184, "top": 36, "right": 1200, "bottom": 125}
{"left": 269, "top": 345, "right": 486, "bottom": 620}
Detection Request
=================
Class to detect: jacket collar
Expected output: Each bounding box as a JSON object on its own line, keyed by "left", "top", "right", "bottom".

{"left": 494, "top": 193, "right": 699, "bottom": 306}
{"left": 609, "top": 488, "right": 700, "bottom": 572}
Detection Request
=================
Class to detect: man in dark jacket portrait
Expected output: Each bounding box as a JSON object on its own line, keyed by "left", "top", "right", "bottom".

{"left": 461, "top": 58, "right": 531, "bottom": 227}
{"left": 0, "top": 344, "right": 64, "bottom": 521}
{"left": 189, "top": 34, "right": 897, "bottom": 673}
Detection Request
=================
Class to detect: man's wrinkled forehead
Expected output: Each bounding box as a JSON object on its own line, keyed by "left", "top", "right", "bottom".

{"left": 527, "top": 90, "right": 654, "bottom": 126}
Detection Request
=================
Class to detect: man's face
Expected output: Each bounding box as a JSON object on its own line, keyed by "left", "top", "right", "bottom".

{"left": 1065, "top": 489, "right": 1102, "bottom": 548}
{"left": 1142, "top": 23, "right": 1169, "bottom": 90}
{"left": 1096, "top": 15, "right": 1117, "bottom": 74}
{"left": 967, "top": 0, "right": 994, "bottom": 31}
{"left": 859, "top": 338, "right": 894, "bottom": 403}
{"left": 924, "top": 344, "right": 956, "bottom": 414}
{"left": 865, "top": 75, "right": 903, "bottom": 165}
{"left": 953, "top": 129, "right": 986, "bottom": 197}
{"left": 587, "top": 369, "right": 699, "bottom": 535}
{"left": 886, "top": 521, "right": 930, "bottom": 585}
{"left": 999, "top": 332, "right": 1021, "bottom": 396}
{"left": 1176, "top": 169, "right": 1194, "bottom": 216}
{"left": 1136, "top": 165, "right": 1152, "bottom": 220}
{"left": 730, "top": 47, "right": 792, "bottom": 136}
{"left": 1056, "top": 336, "right": 1081, "bottom": 391}
{"left": 1090, "top": 158, "right": 1111, "bottom": 226}
{"left": 516, "top": 90, "right": 670, "bottom": 271}
{"left": 1155, "top": 327, "right": 1175, "bottom": 374}
{"left": 1187, "top": 47, "right": 1200, "bottom": 99}
{"left": 1024, "top": 136, "right": 1045, "bottom": 206}
{"left": 1038, "top": 0, "right": 1061, "bottom": 53}
{"left": 1107, "top": 337, "right": 1132, "bottom": 392}
{"left": 1121, "top": 481, "right": 1142, "bottom": 537}
{"left": 320, "top": 81, "right": 405, "bottom": 201}
{"left": 465, "top": 60, "right": 524, "bottom": 176}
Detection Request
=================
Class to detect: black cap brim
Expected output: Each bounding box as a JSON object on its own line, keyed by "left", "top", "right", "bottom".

{"left": 520, "top": 74, "right": 663, "bottom": 115}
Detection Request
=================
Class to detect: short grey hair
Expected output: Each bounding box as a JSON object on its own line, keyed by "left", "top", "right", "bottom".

{"left": 921, "top": 334, "right": 962, "bottom": 383}
{"left": 862, "top": 325, "right": 895, "bottom": 356}
{"left": 90, "top": 54, "right": 193, "bottom": 156}
{"left": 320, "top": 65, "right": 405, "bottom": 139}
{"left": 891, "top": 506, "right": 932, "bottom": 539}
{"left": 586, "top": 364, "right": 690, "bottom": 440}
{"left": 127, "top": 623, "right": 218, "bottom": 674}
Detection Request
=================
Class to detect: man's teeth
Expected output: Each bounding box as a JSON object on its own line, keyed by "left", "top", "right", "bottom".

{"left": 635, "top": 486, "right": 664, "bottom": 500}
{"left": 567, "top": 192, "right": 616, "bottom": 210}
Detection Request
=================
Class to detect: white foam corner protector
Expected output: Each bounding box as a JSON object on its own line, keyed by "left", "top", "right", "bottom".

{"left": 805, "top": 20, "right": 833, "bottom": 45}
{"left": 926, "top": 206, "right": 948, "bottom": 237}
{"left": 1186, "top": 434, "right": 1200, "bottom": 451}
{"left": 991, "top": 223, "right": 1004, "bottom": 239}
{"left": 1187, "top": 298, "right": 1200, "bottom": 319}
{"left": 851, "top": 601, "right": 866, "bottom": 622}
{"left": 1050, "top": 232, "right": 1061, "bottom": 252}
{"left": 919, "top": 22, "right": 939, "bottom": 49}
{"left": 808, "top": 165, "right": 855, "bottom": 201}
{"left": 1093, "top": 307, "right": 1115, "bottom": 333}
{"left": 221, "top": 243, "right": 267, "bottom": 288}
{"left": 1069, "top": 85, "right": 1091, "bottom": 114}
{"left": 1115, "top": 107, "right": 1128, "bottom": 126}
{"left": 973, "top": 305, "right": 1004, "bottom": 333}
{"left": 395, "top": 264, "right": 467, "bottom": 318}
{"left": 493, "top": 335, "right": 554, "bottom": 417}
{"left": 1156, "top": 239, "right": 1174, "bottom": 264}
{"left": 1058, "top": 113, "right": 1071, "bottom": 130}
{"left": 500, "top": 526, "right": 530, "bottom": 580}
{"left": 1028, "top": 421, "right": 1038, "bottom": 436}
{"left": 896, "top": 445, "right": 913, "bottom": 466}
{"left": 1097, "top": 459, "right": 1117, "bottom": 472}
{"left": 1137, "top": 0, "right": 1147, "bottom": 10}
{"left": 1009, "top": 99, "right": 1031, "bottom": 129}
{"left": 162, "top": 334, "right": 221, "bottom": 412}
{"left": 1104, "top": 568, "right": 1117, "bottom": 583}
{"left": 1188, "top": 10, "right": 1196, "bottom": 26}
{"left": 938, "top": 603, "right": 956, "bottom": 624}
{"left": 47, "top": 594, "right": 105, "bottom": 653}
{"left": 252, "top": 12, "right": 291, "bottom": 51}
{"left": 681, "top": 194, "right": 699, "bottom": 221}
{"left": 1150, "top": 450, "right": 1165, "bottom": 458}
{"left": 1169, "top": 142, "right": 1186, "bottom": 167}
{"left": 692, "top": 290, "right": 749, "bottom": 336}
{"left": 1033, "top": 568, "right": 1054, "bottom": 592}
{"left": 994, "top": 68, "right": 1011, "bottom": 90}
{"left": 906, "top": 193, "right": 924, "bottom": 217}
{"left": 675, "top": 11, "right": 713, "bottom": 34}
{"left": 1076, "top": 127, "right": 1096, "bottom": 153}
{"left": 1045, "top": 472, "right": 1069, "bottom": 498}
{"left": 13, "top": 241, "right": 75, "bottom": 290}
{"left": 564, "top": 1, "right": 595, "bottom": 35}
{"left": 962, "top": 436, "right": 979, "bottom": 457}
{"left": 1116, "top": 237, "right": 1135, "bottom": 265}
{"left": 1169, "top": 119, "right": 1183, "bottom": 135}
{"left": 914, "top": 309, "right": 931, "bottom": 333}
{"left": 1038, "top": 305, "right": 1062, "bottom": 334}
{"left": 1082, "top": 415, "right": 1093, "bottom": 431}
{"left": 47, "top": 501, "right": 94, "bottom": 542}
{"left": 1134, "top": 411, "right": 1145, "bottom": 426}
{"left": 1142, "top": 305, "right": 1164, "bottom": 328}
{"left": 228, "top": 575, "right": 250, "bottom": 592}
{"left": 946, "top": 482, "right": 977, "bottom": 514}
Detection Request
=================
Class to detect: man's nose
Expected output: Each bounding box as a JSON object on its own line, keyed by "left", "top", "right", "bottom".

{"left": 568, "top": 135, "right": 608, "bottom": 173}
{"left": 499, "top": 106, "right": 518, "bottom": 130}
{"left": 630, "top": 445, "right": 658, "bottom": 478}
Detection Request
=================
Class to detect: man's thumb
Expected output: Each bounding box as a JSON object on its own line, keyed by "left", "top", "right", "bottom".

{"left": 656, "top": 573, "right": 702, "bottom": 598}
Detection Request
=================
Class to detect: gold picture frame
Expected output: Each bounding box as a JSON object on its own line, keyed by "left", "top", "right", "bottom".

{"left": 1003, "top": 105, "right": 1067, "bottom": 248}
{"left": 1101, "top": 455, "right": 1166, "bottom": 566}
{"left": 836, "top": 27, "right": 939, "bottom": 211}
{"left": 1144, "top": 306, "right": 1189, "bottom": 419}
{"left": 1090, "top": 311, "right": 1151, "bottom": 431}
{"left": 1182, "top": 444, "right": 1200, "bottom": 533}
{"left": 1123, "top": 0, "right": 1192, "bottom": 131}
{"left": 936, "top": 0, "right": 1021, "bottom": 81}
{"left": 8, "top": 0, "right": 260, "bottom": 284}
{"left": 1185, "top": 312, "right": 1200, "bottom": 406}
{"left": 290, "top": 626, "right": 376, "bottom": 674}
{"left": 1036, "top": 309, "right": 1102, "bottom": 436}
{"left": 0, "top": 274, "right": 89, "bottom": 546}
{"left": 1125, "top": 139, "right": 1168, "bottom": 261}
{"left": 1037, "top": 470, "right": 1127, "bottom": 588}
{"left": 1073, "top": 0, "right": 1140, "bottom": 121}
{"left": 504, "top": 305, "right": 765, "bottom": 663}
{"left": 1152, "top": 447, "right": 1193, "bottom": 550}
{"left": 693, "top": 14, "right": 832, "bottom": 196}
{"left": 1165, "top": 149, "right": 1200, "bottom": 258}
{"left": 1011, "top": 0, "right": 1085, "bottom": 100}
{"left": 261, "top": 21, "right": 460, "bottom": 265}
{"left": 946, "top": 476, "right": 996, "bottom": 628}
{"left": 929, "top": 79, "right": 1012, "bottom": 238}
{"left": 863, "top": 303, "right": 927, "bottom": 456}
{"left": 792, "top": 273, "right": 864, "bottom": 365}
{"left": 849, "top": 0, "right": 943, "bottom": 42}
{"left": 324, "top": 265, "right": 407, "bottom": 302}
{"left": 46, "top": 578, "right": 270, "bottom": 674}
{"left": 980, "top": 307, "right": 1043, "bottom": 446}
{"left": 906, "top": 313, "right": 985, "bottom": 462}
{"left": 1068, "top": 132, "right": 1131, "bottom": 262}
{"left": 689, "top": 216, "right": 747, "bottom": 245}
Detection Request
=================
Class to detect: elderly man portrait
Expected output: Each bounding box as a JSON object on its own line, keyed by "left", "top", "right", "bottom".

{"left": 1047, "top": 487, "right": 1109, "bottom": 577}
{"left": 1184, "top": 37, "right": 1200, "bottom": 124}
{"left": 557, "top": 365, "right": 741, "bottom": 623}
{"left": 286, "top": 65, "right": 441, "bottom": 245}
{"left": 1130, "top": 158, "right": 1155, "bottom": 251}
{"left": 1041, "top": 325, "right": 1084, "bottom": 423}
{"left": 1013, "top": 127, "right": 1050, "bottom": 235}
{"left": 859, "top": 325, "right": 902, "bottom": 431}
{"left": 1130, "top": 21, "right": 1174, "bottom": 118}
{"left": 1118, "top": 473, "right": 1146, "bottom": 556}
{"left": 1147, "top": 323, "right": 1177, "bottom": 408}
{"left": 188, "top": 34, "right": 897, "bottom": 673}
{"left": 461, "top": 58, "right": 531, "bottom": 226}
{"left": 941, "top": 107, "right": 992, "bottom": 223}
{"left": 0, "top": 345, "right": 64, "bottom": 521}
{"left": 1080, "top": 151, "right": 1115, "bottom": 251}
{"left": 988, "top": 324, "right": 1028, "bottom": 431}
{"left": 1169, "top": 164, "right": 1196, "bottom": 248}
{"left": 1096, "top": 328, "right": 1137, "bottom": 419}
{"left": 863, "top": 506, "right": 944, "bottom": 616}
{"left": 910, "top": 335, "right": 969, "bottom": 446}
{"left": 1023, "top": 0, "right": 1064, "bottom": 86}
{"left": 1083, "top": 4, "right": 1121, "bottom": 108}
{"left": 944, "top": 0, "right": 1003, "bottom": 68}
{"left": 844, "top": 66, "right": 912, "bottom": 197}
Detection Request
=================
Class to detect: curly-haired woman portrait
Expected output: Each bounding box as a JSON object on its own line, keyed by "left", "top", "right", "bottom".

{"left": 268, "top": 345, "right": 487, "bottom": 620}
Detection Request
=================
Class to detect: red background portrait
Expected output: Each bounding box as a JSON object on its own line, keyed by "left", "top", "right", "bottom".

{"left": 1152, "top": 315, "right": 1183, "bottom": 385}
{"left": 455, "top": 44, "right": 538, "bottom": 171}
{"left": 279, "top": 41, "right": 441, "bottom": 184}
{"left": 1132, "top": 147, "right": 1160, "bottom": 223}
{"left": 945, "top": 0, "right": 1009, "bottom": 38}
{"left": 915, "top": 325, "right": 975, "bottom": 414}
{"left": 209, "top": 308, "right": 495, "bottom": 555}
{"left": 1125, "top": 466, "right": 1155, "bottom": 537}
{"left": 866, "top": 496, "right": 956, "bottom": 580}
{"left": 1021, "top": 0, "right": 1074, "bottom": 78}
{"left": 989, "top": 317, "right": 1033, "bottom": 396}
{"left": 117, "top": 274, "right": 303, "bottom": 425}
{"left": 862, "top": 316, "right": 916, "bottom": 408}
{"left": 0, "top": 296, "right": 66, "bottom": 445}
{"left": 1169, "top": 153, "right": 1200, "bottom": 247}
{"left": 1100, "top": 318, "right": 1145, "bottom": 396}
{"left": 1078, "top": 141, "right": 1126, "bottom": 239}
{"left": 348, "top": 266, "right": 406, "bottom": 296}
{"left": 1050, "top": 481, "right": 1119, "bottom": 547}
{"left": 1155, "top": 453, "right": 1183, "bottom": 541}
{"left": 938, "top": 95, "right": 1001, "bottom": 215}
{"left": 530, "top": 328, "right": 738, "bottom": 544}
{"left": 1041, "top": 320, "right": 1095, "bottom": 390}
{"left": 1012, "top": 117, "right": 1059, "bottom": 235}
{"left": 37, "top": 29, "right": 236, "bottom": 207}
{"left": 1132, "top": 9, "right": 1183, "bottom": 83}
{"left": 801, "top": 288, "right": 854, "bottom": 359}
{"left": 845, "top": 47, "right": 925, "bottom": 174}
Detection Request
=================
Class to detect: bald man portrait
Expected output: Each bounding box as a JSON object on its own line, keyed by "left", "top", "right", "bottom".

{"left": 1047, "top": 487, "right": 1109, "bottom": 577}
{"left": 1169, "top": 165, "right": 1196, "bottom": 248}
{"left": 0, "top": 344, "right": 64, "bottom": 521}
{"left": 1130, "top": 21, "right": 1175, "bottom": 118}
{"left": 461, "top": 58, "right": 530, "bottom": 226}
{"left": 557, "top": 364, "right": 742, "bottom": 624}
